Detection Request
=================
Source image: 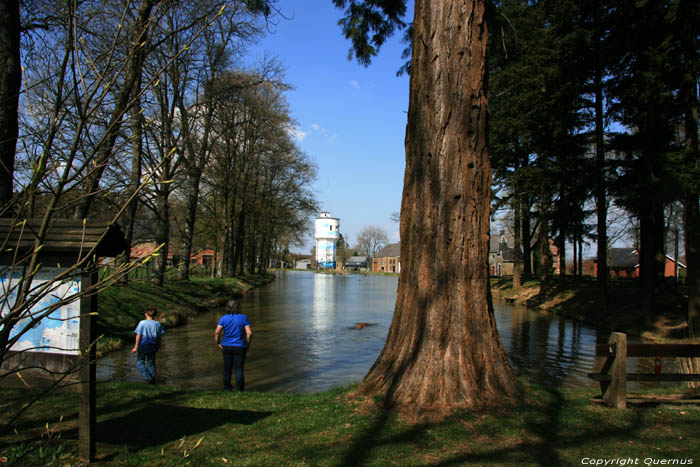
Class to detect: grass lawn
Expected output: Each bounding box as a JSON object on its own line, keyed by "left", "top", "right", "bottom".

{"left": 1, "top": 380, "right": 699, "bottom": 466}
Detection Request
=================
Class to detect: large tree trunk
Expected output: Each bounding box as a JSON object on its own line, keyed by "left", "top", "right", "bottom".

{"left": 521, "top": 202, "right": 533, "bottom": 279}
{"left": 513, "top": 197, "right": 522, "bottom": 290}
{"left": 538, "top": 183, "right": 553, "bottom": 297}
{"left": 593, "top": 0, "right": 609, "bottom": 310}
{"left": 686, "top": 196, "right": 700, "bottom": 336}
{"left": 119, "top": 75, "right": 144, "bottom": 282}
{"left": 0, "top": 0, "right": 20, "bottom": 212}
{"left": 152, "top": 188, "right": 169, "bottom": 287}
{"left": 594, "top": 64, "right": 609, "bottom": 308}
{"left": 179, "top": 167, "right": 202, "bottom": 279}
{"left": 558, "top": 224, "right": 566, "bottom": 283}
{"left": 638, "top": 199, "right": 665, "bottom": 326}
{"left": 362, "top": 0, "right": 517, "bottom": 412}
{"left": 683, "top": 95, "right": 699, "bottom": 337}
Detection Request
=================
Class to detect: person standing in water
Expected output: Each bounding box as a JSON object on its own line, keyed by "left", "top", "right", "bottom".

{"left": 214, "top": 298, "right": 253, "bottom": 391}
{"left": 131, "top": 306, "right": 165, "bottom": 384}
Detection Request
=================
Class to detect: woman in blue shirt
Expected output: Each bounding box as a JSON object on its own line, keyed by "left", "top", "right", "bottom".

{"left": 214, "top": 298, "right": 253, "bottom": 391}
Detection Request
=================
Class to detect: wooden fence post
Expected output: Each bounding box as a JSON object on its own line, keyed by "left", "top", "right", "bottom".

{"left": 79, "top": 266, "right": 97, "bottom": 463}
{"left": 603, "top": 332, "right": 627, "bottom": 408}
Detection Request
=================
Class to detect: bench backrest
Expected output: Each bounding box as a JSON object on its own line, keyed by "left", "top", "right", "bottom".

{"left": 594, "top": 343, "right": 700, "bottom": 358}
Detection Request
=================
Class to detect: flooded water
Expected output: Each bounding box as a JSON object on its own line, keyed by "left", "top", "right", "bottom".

{"left": 98, "top": 270, "right": 632, "bottom": 393}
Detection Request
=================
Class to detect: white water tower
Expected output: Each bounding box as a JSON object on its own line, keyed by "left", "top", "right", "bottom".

{"left": 314, "top": 212, "right": 340, "bottom": 269}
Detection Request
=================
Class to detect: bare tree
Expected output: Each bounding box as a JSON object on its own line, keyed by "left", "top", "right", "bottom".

{"left": 356, "top": 226, "right": 388, "bottom": 259}
{"left": 0, "top": 0, "right": 21, "bottom": 211}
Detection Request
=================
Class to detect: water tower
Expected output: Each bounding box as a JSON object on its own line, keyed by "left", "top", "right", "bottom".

{"left": 314, "top": 212, "right": 340, "bottom": 269}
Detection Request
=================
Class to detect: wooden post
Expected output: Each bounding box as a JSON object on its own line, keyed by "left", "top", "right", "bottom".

{"left": 79, "top": 265, "right": 97, "bottom": 463}
{"left": 603, "top": 332, "right": 627, "bottom": 409}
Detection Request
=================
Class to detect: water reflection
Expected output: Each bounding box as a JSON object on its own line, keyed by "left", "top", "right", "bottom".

{"left": 496, "top": 306, "right": 597, "bottom": 387}
{"left": 99, "top": 271, "right": 623, "bottom": 393}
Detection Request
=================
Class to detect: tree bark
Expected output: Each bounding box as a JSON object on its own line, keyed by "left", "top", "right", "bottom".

{"left": 538, "top": 181, "right": 553, "bottom": 296}
{"left": 152, "top": 186, "right": 170, "bottom": 287}
{"left": 521, "top": 200, "right": 533, "bottom": 279}
{"left": 362, "top": 0, "right": 517, "bottom": 412}
{"left": 593, "top": 44, "right": 609, "bottom": 309}
{"left": 119, "top": 73, "right": 144, "bottom": 282}
{"left": 679, "top": 10, "right": 699, "bottom": 338}
{"left": 179, "top": 166, "right": 202, "bottom": 279}
{"left": 686, "top": 196, "right": 700, "bottom": 337}
{"left": 638, "top": 199, "right": 665, "bottom": 325}
{"left": 558, "top": 225, "right": 566, "bottom": 283}
{"left": 682, "top": 84, "right": 699, "bottom": 338}
{"left": 0, "top": 0, "right": 21, "bottom": 212}
{"left": 513, "top": 196, "right": 522, "bottom": 290}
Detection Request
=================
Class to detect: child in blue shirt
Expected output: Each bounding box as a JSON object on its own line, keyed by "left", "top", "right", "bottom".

{"left": 131, "top": 306, "right": 165, "bottom": 383}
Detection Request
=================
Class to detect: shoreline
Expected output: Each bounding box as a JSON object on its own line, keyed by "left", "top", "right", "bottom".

{"left": 490, "top": 277, "right": 691, "bottom": 342}
{"left": 96, "top": 272, "right": 276, "bottom": 356}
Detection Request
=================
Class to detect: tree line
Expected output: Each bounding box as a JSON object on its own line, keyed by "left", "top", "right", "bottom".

{"left": 1, "top": 0, "right": 318, "bottom": 285}
{"left": 487, "top": 0, "right": 699, "bottom": 328}
{"left": 0, "top": 0, "right": 318, "bottom": 373}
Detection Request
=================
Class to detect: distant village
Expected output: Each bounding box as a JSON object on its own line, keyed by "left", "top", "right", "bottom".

{"left": 123, "top": 212, "right": 687, "bottom": 281}
{"left": 285, "top": 213, "right": 687, "bottom": 280}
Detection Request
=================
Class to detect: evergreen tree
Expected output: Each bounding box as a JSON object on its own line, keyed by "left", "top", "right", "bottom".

{"left": 606, "top": 0, "right": 687, "bottom": 323}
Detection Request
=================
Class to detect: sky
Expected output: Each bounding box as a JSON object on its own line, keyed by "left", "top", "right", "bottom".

{"left": 247, "top": 1, "right": 413, "bottom": 254}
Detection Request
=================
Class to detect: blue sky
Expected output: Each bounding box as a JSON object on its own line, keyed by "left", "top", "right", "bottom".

{"left": 248, "top": 1, "right": 412, "bottom": 254}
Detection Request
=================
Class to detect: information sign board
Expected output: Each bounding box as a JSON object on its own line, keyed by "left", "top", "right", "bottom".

{"left": 0, "top": 267, "right": 81, "bottom": 355}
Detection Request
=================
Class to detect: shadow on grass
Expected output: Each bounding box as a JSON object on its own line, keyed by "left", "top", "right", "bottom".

{"left": 430, "top": 386, "right": 646, "bottom": 466}
{"left": 338, "top": 382, "right": 650, "bottom": 466}
{"left": 96, "top": 404, "right": 271, "bottom": 449}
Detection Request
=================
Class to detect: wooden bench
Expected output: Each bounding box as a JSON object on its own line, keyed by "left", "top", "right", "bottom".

{"left": 588, "top": 332, "right": 700, "bottom": 408}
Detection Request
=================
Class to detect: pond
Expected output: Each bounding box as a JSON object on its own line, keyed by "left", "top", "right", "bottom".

{"left": 98, "top": 270, "right": 631, "bottom": 393}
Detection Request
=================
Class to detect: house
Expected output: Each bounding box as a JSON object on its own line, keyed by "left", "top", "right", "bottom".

{"left": 130, "top": 241, "right": 175, "bottom": 265}
{"left": 664, "top": 255, "right": 687, "bottom": 277}
{"left": 489, "top": 231, "right": 561, "bottom": 276}
{"left": 601, "top": 248, "right": 639, "bottom": 278}
{"left": 131, "top": 242, "right": 221, "bottom": 270}
{"left": 373, "top": 243, "right": 400, "bottom": 273}
{"left": 190, "top": 249, "right": 217, "bottom": 269}
{"left": 293, "top": 255, "right": 313, "bottom": 270}
{"left": 489, "top": 231, "right": 517, "bottom": 277}
{"left": 593, "top": 248, "right": 687, "bottom": 278}
{"left": 344, "top": 256, "right": 368, "bottom": 271}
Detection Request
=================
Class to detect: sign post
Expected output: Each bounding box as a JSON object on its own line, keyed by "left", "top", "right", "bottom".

{"left": 0, "top": 219, "right": 127, "bottom": 464}
{"left": 78, "top": 266, "right": 98, "bottom": 462}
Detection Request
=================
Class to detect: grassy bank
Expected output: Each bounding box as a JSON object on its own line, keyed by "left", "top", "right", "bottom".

{"left": 95, "top": 273, "right": 275, "bottom": 355}
{"left": 1, "top": 380, "right": 699, "bottom": 465}
{"left": 490, "top": 277, "right": 689, "bottom": 341}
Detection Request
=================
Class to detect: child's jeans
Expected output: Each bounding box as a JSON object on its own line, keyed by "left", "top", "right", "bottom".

{"left": 136, "top": 352, "right": 157, "bottom": 382}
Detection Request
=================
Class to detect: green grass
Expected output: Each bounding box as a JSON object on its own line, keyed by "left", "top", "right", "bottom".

{"left": 1, "top": 380, "right": 699, "bottom": 465}
{"left": 95, "top": 273, "right": 274, "bottom": 355}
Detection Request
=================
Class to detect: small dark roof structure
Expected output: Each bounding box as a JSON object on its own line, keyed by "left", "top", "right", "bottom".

{"left": 500, "top": 244, "right": 516, "bottom": 262}
{"left": 489, "top": 232, "right": 520, "bottom": 263}
{"left": 489, "top": 231, "right": 514, "bottom": 251}
{"left": 608, "top": 248, "right": 639, "bottom": 269}
{"left": 375, "top": 243, "right": 400, "bottom": 258}
{"left": 345, "top": 256, "right": 368, "bottom": 266}
{"left": 0, "top": 218, "right": 128, "bottom": 259}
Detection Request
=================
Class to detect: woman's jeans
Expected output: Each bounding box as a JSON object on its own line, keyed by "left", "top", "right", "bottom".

{"left": 221, "top": 346, "right": 247, "bottom": 391}
{"left": 136, "top": 352, "right": 157, "bottom": 382}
